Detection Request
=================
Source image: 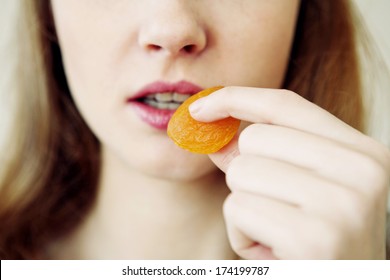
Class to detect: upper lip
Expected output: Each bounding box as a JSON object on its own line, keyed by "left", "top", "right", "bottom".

{"left": 130, "top": 80, "right": 203, "bottom": 100}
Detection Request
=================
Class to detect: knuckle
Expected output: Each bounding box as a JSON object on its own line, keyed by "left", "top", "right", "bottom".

{"left": 279, "top": 88, "right": 296, "bottom": 96}
{"left": 270, "top": 89, "right": 294, "bottom": 107}
{"left": 339, "top": 190, "right": 370, "bottom": 225}
{"left": 297, "top": 221, "right": 343, "bottom": 259}
{"left": 278, "top": 89, "right": 301, "bottom": 104}
{"left": 354, "top": 153, "right": 389, "bottom": 195}
{"left": 365, "top": 137, "right": 390, "bottom": 171}
{"left": 361, "top": 137, "right": 390, "bottom": 180}
{"left": 317, "top": 224, "right": 344, "bottom": 258}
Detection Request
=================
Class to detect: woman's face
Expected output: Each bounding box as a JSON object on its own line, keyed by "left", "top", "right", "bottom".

{"left": 51, "top": 0, "right": 300, "bottom": 181}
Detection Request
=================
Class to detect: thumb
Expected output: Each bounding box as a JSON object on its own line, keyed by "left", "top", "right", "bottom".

{"left": 208, "top": 134, "right": 240, "bottom": 173}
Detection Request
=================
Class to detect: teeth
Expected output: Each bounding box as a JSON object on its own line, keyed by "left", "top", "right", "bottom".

{"left": 168, "top": 103, "right": 181, "bottom": 110}
{"left": 173, "top": 93, "right": 190, "bottom": 102}
{"left": 144, "top": 99, "right": 169, "bottom": 109}
{"left": 155, "top": 93, "right": 173, "bottom": 102}
{"left": 143, "top": 98, "right": 182, "bottom": 110}
{"left": 142, "top": 92, "right": 191, "bottom": 110}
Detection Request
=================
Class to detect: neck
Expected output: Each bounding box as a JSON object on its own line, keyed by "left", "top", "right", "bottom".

{"left": 54, "top": 149, "right": 235, "bottom": 259}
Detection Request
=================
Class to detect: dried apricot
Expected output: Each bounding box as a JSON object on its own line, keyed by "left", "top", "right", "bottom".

{"left": 167, "top": 86, "right": 240, "bottom": 154}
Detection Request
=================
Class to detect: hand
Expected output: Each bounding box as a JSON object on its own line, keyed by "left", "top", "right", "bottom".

{"left": 189, "top": 86, "right": 390, "bottom": 259}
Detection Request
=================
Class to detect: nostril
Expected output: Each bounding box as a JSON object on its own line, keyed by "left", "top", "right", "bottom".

{"left": 182, "top": 44, "right": 196, "bottom": 54}
{"left": 146, "top": 43, "right": 197, "bottom": 54}
{"left": 147, "top": 44, "right": 163, "bottom": 52}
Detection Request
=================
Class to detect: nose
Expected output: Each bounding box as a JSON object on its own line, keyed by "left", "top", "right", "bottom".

{"left": 138, "top": 3, "right": 207, "bottom": 56}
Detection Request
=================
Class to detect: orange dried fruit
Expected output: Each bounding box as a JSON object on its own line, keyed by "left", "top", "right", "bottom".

{"left": 167, "top": 86, "right": 240, "bottom": 154}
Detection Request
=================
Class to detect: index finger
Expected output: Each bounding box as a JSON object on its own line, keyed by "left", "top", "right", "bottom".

{"left": 189, "top": 86, "right": 365, "bottom": 146}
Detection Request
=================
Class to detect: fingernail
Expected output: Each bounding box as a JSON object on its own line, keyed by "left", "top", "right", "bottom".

{"left": 189, "top": 98, "right": 205, "bottom": 115}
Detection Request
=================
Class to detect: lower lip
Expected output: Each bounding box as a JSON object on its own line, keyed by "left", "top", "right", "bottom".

{"left": 129, "top": 101, "right": 176, "bottom": 130}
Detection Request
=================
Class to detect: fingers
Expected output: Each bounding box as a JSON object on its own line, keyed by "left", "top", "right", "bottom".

{"left": 211, "top": 122, "right": 389, "bottom": 195}
{"left": 223, "top": 192, "right": 299, "bottom": 259}
{"left": 189, "top": 86, "right": 367, "bottom": 151}
{"left": 223, "top": 192, "right": 340, "bottom": 259}
{"left": 237, "top": 124, "right": 389, "bottom": 193}
{"left": 199, "top": 87, "right": 390, "bottom": 180}
{"left": 208, "top": 134, "right": 239, "bottom": 173}
{"left": 223, "top": 144, "right": 388, "bottom": 259}
{"left": 226, "top": 154, "right": 366, "bottom": 221}
{"left": 194, "top": 86, "right": 390, "bottom": 259}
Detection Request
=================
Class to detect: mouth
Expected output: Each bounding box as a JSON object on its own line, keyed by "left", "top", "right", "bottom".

{"left": 128, "top": 80, "right": 203, "bottom": 129}
{"left": 130, "top": 80, "right": 203, "bottom": 108}
{"left": 138, "top": 92, "right": 192, "bottom": 110}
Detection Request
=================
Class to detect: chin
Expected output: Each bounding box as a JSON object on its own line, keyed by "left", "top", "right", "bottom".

{"left": 137, "top": 145, "right": 219, "bottom": 181}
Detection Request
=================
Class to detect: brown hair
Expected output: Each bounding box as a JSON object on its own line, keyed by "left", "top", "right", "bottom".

{"left": 0, "top": 0, "right": 366, "bottom": 258}
{"left": 0, "top": 1, "right": 100, "bottom": 258}
{"left": 284, "top": 0, "right": 364, "bottom": 131}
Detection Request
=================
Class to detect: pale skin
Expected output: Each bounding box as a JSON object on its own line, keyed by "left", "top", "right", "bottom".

{"left": 49, "top": 0, "right": 390, "bottom": 259}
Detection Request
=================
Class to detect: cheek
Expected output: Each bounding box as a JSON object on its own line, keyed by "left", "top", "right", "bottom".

{"left": 217, "top": 4, "right": 299, "bottom": 88}
{"left": 51, "top": 2, "right": 130, "bottom": 103}
{"left": 53, "top": 24, "right": 123, "bottom": 166}
{"left": 54, "top": 24, "right": 116, "bottom": 100}
{"left": 52, "top": 8, "right": 132, "bottom": 144}
{"left": 220, "top": 38, "right": 292, "bottom": 88}
{"left": 242, "top": 30, "right": 294, "bottom": 88}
